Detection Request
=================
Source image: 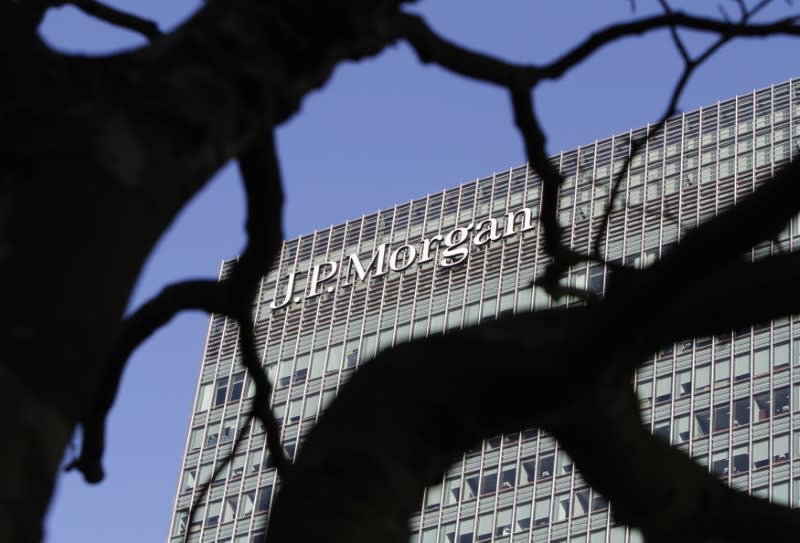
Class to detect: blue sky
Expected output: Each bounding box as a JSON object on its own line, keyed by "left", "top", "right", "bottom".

{"left": 40, "top": 1, "right": 800, "bottom": 541}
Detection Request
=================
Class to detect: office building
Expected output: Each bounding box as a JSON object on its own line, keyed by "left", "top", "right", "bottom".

{"left": 169, "top": 78, "right": 800, "bottom": 543}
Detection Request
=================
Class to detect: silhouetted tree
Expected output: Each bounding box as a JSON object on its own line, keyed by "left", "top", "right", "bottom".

{"left": 2, "top": 1, "right": 800, "bottom": 541}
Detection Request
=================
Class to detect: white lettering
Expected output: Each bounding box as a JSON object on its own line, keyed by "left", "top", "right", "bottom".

{"left": 267, "top": 205, "right": 539, "bottom": 309}
{"left": 389, "top": 244, "right": 417, "bottom": 272}
{"left": 473, "top": 218, "right": 502, "bottom": 246}
{"left": 440, "top": 227, "right": 470, "bottom": 267}
{"left": 307, "top": 261, "right": 339, "bottom": 297}
{"left": 269, "top": 271, "right": 298, "bottom": 309}
{"left": 343, "top": 243, "right": 388, "bottom": 284}
{"left": 503, "top": 208, "right": 535, "bottom": 237}
{"left": 419, "top": 234, "right": 443, "bottom": 263}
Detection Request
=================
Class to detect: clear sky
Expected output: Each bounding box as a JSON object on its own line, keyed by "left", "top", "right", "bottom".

{"left": 40, "top": 1, "right": 800, "bottom": 542}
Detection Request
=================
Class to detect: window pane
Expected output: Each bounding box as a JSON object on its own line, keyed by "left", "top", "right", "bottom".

{"left": 734, "top": 353, "right": 750, "bottom": 381}
{"left": 754, "top": 348, "right": 770, "bottom": 375}
{"left": 774, "top": 386, "right": 791, "bottom": 415}
{"left": 694, "top": 365, "right": 710, "bottom": 390}
{"left": 753, "top": 393, "right": 770, "bottom": 422}
{"left": 656, "top": 375, "right": 672, "bottom": 402}
{"left": 694, "top": 409, "right": 710, "bottom": 437}
{"left": 713, "top": 404, "right": 730, "bottom": 432}
{"left": 534, "top": 497, "right": 551, "bottom": 527}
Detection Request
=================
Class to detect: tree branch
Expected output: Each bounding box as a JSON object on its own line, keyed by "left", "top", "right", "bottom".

{"left": 65, "top": 280, "right": 224, "bottom": 483}
{"left": 62, "top": 0, "right": 161, "bottom": 41}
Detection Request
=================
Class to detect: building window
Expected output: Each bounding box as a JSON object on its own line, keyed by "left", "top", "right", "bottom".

{"left": 191, "top": 505, "right": 205, "bottom": 530}
{"left": 221, "top": 418, "right": 236, "bottom": 443}
{"left": 424, "top": 482, "right": 442, "bottom": 509}
{"left": 636, "top": 379, "right": 652, "bottom": 407}
{"left": 206, "top": 422, "right": 220, "bottom": 448}
{"left": 534, "top": 497, "right": 551, "bottom": 527}
{"left": 712, "top": 450, "right": 729, "bottom": 477}
{"left": 514, "top": 502, "right": 531, "bottom": 533}
{"left": 444, "top": 476, "right": 461, "bottom": 504}
{"left": 753, "top": 392, "right": 770, "bottom": 422}
{"left": 675, "top": 370, "right": 691, "bottom": 397}
{"left": 592, "top": 493, "right": 609, "bottom": 512}
{"left": 500, "top": 463, "right": 516, "bottom": 490}
{"left": 694, "top": 409, "right": 710, "bottom": 437}
{"left": 673, "top": 415, "right": 690, "bottom": 443}
{"left": 206, "top": 500, "right": 221, "bottom": 528}
{"left": 239, "top": 491, "right": 255, "bottom": 516}
{"left": 476, "top": 512, "right": 493, "bottom": 542}
{"left": 655, "top": 375, "right": 672, "bottom": 403}
{"left": 182, "top": 468, "right": 196, "bottom": 492}
{"left": 256, "top": 485, "right": 272, "bottom": 512}
{"left": 713, "top": 404, "right": 730, "bottom": 432}
{"left": 196, "top": 383, "right": 212, "bottom": 412}
{"left": 753, "top": 439, "right": 770, "bottom": 469}
{"left": 457, "top": 517, "right": 474, "bottom": 543}
{"left": 222, "top": 496, "right": 238, "bottom": 523}
{"left": 189, "top": 428, "right": 204, "bottom": 451}
{"left": 732, "top": 445, "right": 749, "bottom": 474}
{"left": 214, "top": 377, "right": 228, "bottom": 407}
{"left": 773, "top": 342, "right": 789, "bottom": 368}
{"left": 230, "top": 454, "right": 245, "bottom": 479}
{"left": 694, "top": 364, "right": 710, "bottom": 390}
{"left": 715, "top": 358, "right": 730, "bottom": 385}
{"left": 230, "top": 372, "right": 245, "bottom": 402}
{"left": 463, "top": 472, "right": 479, "bottom": 500}
{"left": 173, "top": 511, "right": 188, "bottom": 536}
{"left": 733, "top": 398, "right": 750, "bottom": 427}
{"left": 753, "top": 348, "right": 770, "bottom": 375}
{"left": 572, "top": 489, "right": 590, "bottom": 517}
{"left": 773, "top": 434, "right": 790, "bottom": 464}
{"left": 733, "top": 353, "right": 750, "bottom": 381}
{"left": 538, "top": 453, "right": 554, "bottom": 479}
{"left": 773, "top": 481, "right": 790, "bottom": 506}
{"left": 495, "top": 508, "right": 512, "bottom": 538}
{"left": 774, "top": 386, "right": 790, "bottom": 415}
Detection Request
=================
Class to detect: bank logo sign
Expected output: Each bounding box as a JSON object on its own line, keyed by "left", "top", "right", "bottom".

{"left": 269, "top": 206, "right": 537, "bottom": 309}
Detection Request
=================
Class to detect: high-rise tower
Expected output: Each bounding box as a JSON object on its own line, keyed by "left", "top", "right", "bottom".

{"left": 169, "top": 78, "right": 800, "bottom": 543}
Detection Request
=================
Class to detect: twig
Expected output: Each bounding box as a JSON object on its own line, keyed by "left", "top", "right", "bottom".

{"left": 66, "top": 0, "right": 161, "bottom": 41}
{"left": 397, "top": 5, "right": 800, "bottom": 296}
{"left": 69, "top": 126, "right": 288, "bottom": 491}
{"left": 65, "top": 280, "right": 224, "bottom": 482}
{"left": 592, "top": 0, "right": 762, "bottom": 257}
{"left": 183, "top": 129, "right": 289, "bottom": 534}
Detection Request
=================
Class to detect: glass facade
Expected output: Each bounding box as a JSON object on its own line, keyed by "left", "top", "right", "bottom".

{"left": 169, "top": 78, "right": 800, "bottom": 543}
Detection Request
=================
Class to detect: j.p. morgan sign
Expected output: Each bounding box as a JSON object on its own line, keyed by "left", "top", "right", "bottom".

{"left": 269, "top": 206, "right": 537, "bottom": 309}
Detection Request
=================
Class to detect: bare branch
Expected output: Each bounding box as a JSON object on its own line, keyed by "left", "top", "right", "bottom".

{"left": 732, "top": 0, "right": 748, "bottom": 20}
{"left": 593, "top": 8, "right": 745, "bottom": 257}
{"left": 66, "top": 280, "right": 224, "bottom": 483}
{"left": 601, "top": 159, "right": 800, "bottom": 359}
{"left": 509, "top": 90, "right": 564, "bottom": 258}
{"left": 646, "top": 251, "right": 800, "bottom": 346}
{"left": 657, "top": 0, "right": 691, "bottom": 62}
{"left": 68, "top": 127, "right": 288, "bottom": 486}
{"left": 237, "top": 313, "right": 289, "bottom": 476}
{"left": 268, "top": 297, "right": 800, "bottom": 542}
{"left": 395, "top": 13, "right": 538, "bottom": 88}
{"left": 63, "top": 0, "right": 161, "bottom": 41}
{"left": 396, "top": 5, "right": 800, "bottom": 295}
{"left": 399, "top": 10, "right": 800, "bottom": 91}
{"left": 552, "top": 384, "right": 800, "bottom": 543}
{"left": 183, "top": 129, "right": 290, "bottom": 533}
{"left": 539, "top": 12, "right": 800, "bottom": 81}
